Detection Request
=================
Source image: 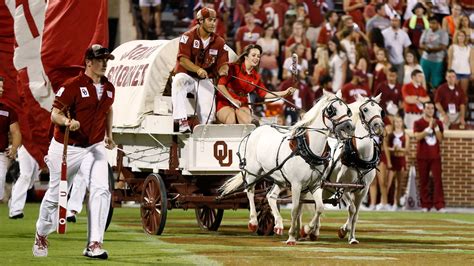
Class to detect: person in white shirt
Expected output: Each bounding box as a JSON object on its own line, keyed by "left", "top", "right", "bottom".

{"left": 382, "top": 14, "right": 411, "bottom": 84}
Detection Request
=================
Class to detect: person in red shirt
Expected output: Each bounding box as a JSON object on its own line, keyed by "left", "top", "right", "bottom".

{"left": 374, "top": 66, "right": 403, "bottom": 115}
{"left": 434, "top": 69, "right": 467, "bottom": 129}
{"left": 33, "top": 45, "right": 116, "bottom": 259}
{"left": 317, "top": 11, "right": 339, "bottom": 48}
{"left": 402, "top": 3, "right": 429, "bottom": 51}
{"left": 341, "top": 70, "right": 371, "bottom": 104}
{"left": 413, "top": 101, "right": 445, "bottom": 212}
{"left": 0, "top": 76, "right": 21, "bottom": 202}
{"left": 343, "top": 0, "right": 366, "bottom": 32}
{"left": 216, "top": 44, "right": 295, "bottom": 124}
{"left": 172, "top": 7, "right": 229, "bottom": 133}
{"left": 235, "top": 12, "right": 264, "bottom": 55}
{"left": 401, "top": 69, "right": 430, "bottom": 129}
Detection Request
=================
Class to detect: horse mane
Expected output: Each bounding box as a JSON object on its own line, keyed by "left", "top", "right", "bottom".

{"left": 290, "top": 93, "right": 332, "bottom": 136}
{"left": 348, "top": 100, "right": 362, "bottom": 126}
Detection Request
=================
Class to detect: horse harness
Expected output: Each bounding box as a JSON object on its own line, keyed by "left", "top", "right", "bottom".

{"left": 340, "top": 137, "right": 381, "bottom": 188}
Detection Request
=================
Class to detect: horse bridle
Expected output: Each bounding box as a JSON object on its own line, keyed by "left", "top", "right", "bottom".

{"left": 358, "top": 99, "right": 385, "bottom": 136}
{"left": 322, "top": 98, "right": 353, "bottom": 136}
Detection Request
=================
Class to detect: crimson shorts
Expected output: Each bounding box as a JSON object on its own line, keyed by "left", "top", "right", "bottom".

{"left": 390, "top": 156, "right": 406, "bottom": 171}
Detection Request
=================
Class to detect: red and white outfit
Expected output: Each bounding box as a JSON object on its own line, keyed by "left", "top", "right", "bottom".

{"left": 235, "top": 25, "right": 264, "bottom": 51}
{"left": 217, "top": 63, "right": 267, "bottom": 111}
{"left": 373, "top": 81, "right": 402, "bottom": 115}
{"left": 35, "top": 72, "right": 114, "bottom": 245}
{"left": 434, "top": 83, "right": 467, "bottom": 128}
{"left": 401, "top": 82, "right": 428, "bottom": 129}
{"left": 413, "top": 117, "right": 445, "bottom": 210}
{"left": 388, "top": 131, "right": 407, "bottom": 171}
{"left": 341, "top": 83, "right": 371, "bottom": 104}
{"left": 0, "top": 103, "right": 18, "bottom": 200}
{"left": 172, "top": 27, "right": 228, "bottom": 123}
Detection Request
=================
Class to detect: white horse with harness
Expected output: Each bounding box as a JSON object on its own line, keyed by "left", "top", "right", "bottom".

{"left": 219, "top": 90, "right": 355, "bottom": 245}
{"left": 303, "top": 94, "right": 385, "bottom": 244}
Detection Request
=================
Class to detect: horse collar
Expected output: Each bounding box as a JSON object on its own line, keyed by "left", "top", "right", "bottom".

{"left": 341, "top": 137, "right": 380, "bottom": 170}
{"left": 289, "top": 130, "right": 330, "bottom": 167}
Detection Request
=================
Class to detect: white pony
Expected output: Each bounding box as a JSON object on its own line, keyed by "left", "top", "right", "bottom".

{"left": 302, "top": 94, "right": 385, "bottom": 244}
{"left": 219, "top": 90, "right": 355, "bottom": 245}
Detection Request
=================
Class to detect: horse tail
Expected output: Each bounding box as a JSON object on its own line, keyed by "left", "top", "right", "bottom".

{"left": 219, "top": 172, "right": 245, "bottom": 196}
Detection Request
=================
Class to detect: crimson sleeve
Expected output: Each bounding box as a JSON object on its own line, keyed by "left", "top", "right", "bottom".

{"left": 52, "top": 85, "right": 75, "bottom": 112}
{"left": 254, "top": 75, "right": 268, "bottom": 98}
{"left": 9, "top": 108, "right": 18, "bottom": 124}
{"left": 413, "top": 119, "right": 423, "bottom": 133}
{"left": 177, "top": 33, "right": 193, "bottom": 61}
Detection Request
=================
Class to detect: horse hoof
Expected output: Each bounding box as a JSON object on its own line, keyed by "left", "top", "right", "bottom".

{"left": 349, "top": 239, "right": 359, "bottom": 245}
{"left": 300, "top": 227, "right": 307, "bottom": 238}
{"left": 338, "top": 228, "right": 347, "bottom": 239}
{"left": 309, "top": 233, "right": 319, "bottom": 241}
{"left": 286, "top": 240, "right": 296, "bottom": 246}
{"left": 248, "top": 223, "right": 258, "bottom": 232}
{"left": 274, "top": 227, "right": 284, "bottom": 235}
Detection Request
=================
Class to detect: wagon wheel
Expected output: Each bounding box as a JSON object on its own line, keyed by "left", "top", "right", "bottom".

{"left": 257, "top": 201, "right": 275, "bottom": 236}
{"left": 140, "top": 173, "right": 167, "bottom": 235}
{"left": 105, "top": 164, "right": 115, "bottom": 231}
{"left": 195, "top": 207, "right": 224, "bottom": 231}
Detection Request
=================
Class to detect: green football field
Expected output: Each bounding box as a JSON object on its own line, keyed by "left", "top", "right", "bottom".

{"left": 0, "top": 203, "right": 473, "bottom": 265}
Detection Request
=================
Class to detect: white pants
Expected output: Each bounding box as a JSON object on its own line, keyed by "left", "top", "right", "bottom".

{"left": 171, "top": 72, "right": 216, "bottom": 124}
{"left": 36, "top": 139, "right": 110, "bottom": 244}
{"left": 67, "top": 154, "right": 93, "bottom": 216}
{"left": 0, "top": 152, "right": 8, "bottom": 201}
{"left": 9, "top": 146, "right": 40, "bottom": 216}
{"left": 404, "top": 113, "right": 422, "bottom": 130}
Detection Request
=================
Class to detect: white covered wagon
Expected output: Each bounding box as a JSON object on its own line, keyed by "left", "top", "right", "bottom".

{"left": 105, "top": 39, "right": 274, "bottom": 235}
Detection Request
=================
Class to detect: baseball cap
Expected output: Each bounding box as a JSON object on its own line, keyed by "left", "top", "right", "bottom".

{"left": 85, "top": 44, "right": 115, "bottom": 60}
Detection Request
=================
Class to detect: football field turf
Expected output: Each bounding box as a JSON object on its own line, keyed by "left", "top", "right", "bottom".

{"left": 0, "top": 203, "right": 473, "bottom": 265}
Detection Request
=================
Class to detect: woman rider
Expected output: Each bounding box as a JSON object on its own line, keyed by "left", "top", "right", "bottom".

{"left": 216, "top": 44, "right": 296, "bottom": 124}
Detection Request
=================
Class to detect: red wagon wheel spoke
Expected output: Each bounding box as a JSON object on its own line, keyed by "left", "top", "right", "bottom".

{"left": 141, "top": 174, "right": 167, "bottom": 235}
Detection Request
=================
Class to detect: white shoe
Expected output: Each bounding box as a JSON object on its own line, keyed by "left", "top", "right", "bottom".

{"left": 368, "top": 204, "right": 376, "bottom": 211}
{"left": 389, "top": 205, "right": 398, "bottom": 211}
{"left": 32, "top": 233, "right": 48, "bottom": 257}
{"left": 376, "top": 204, "right": 387, "bottom": 211}
{"left": 83, "top": 241, "right": 108, "bottom": 259}
{"left": 421, "top": 208, "right": 429, "bottom": 212}
{"left": 437, "top": 208, "right": 446, "bottom": 213}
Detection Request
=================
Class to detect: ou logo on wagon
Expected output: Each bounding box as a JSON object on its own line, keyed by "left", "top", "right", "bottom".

{"left": 213, "top": 141, "right": 233, "bottom": 167}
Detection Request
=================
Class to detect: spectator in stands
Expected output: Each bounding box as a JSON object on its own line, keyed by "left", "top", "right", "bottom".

{"left": 431, "top": 0, "right": 450, "bottom": 23}
{"left": 313, "top": 74, "right": 334, "bottom": 102}
{"left": 341, "top": 70, "right": 371, "bottom": 104}
{"left": 447, "top": 30, "right": 474, "bottom": 100}
{"left": 403, "top": 2, "right": 429, "bottom": 52}
{"left": 374, "top": 66, "right": 403, "bottom": 116}
{"left": 366, "top": 3, "right": 390, "bottom": 34}
{"left": 280, "top": 9, "right": 298, "bottom": 43}
{"left": 402, "top": 69, "right": 430, "bottom": 129}
{"left": 368, "top": 27, "right": 385, "bottom": 57}
{"left": 434, "top": 70, "right": 467, "bottom": 129}
{"left": 383, "top": 14, "right": 412, "bottom": 84}
{"left": 302, "top": 0, "right": 325, "bottom": 50}
{"left": 317, "top": 11, "right": 339, "bottom": 48}
{"left": 0, "top": 77, "right": 21, "bottom": 203}
{"left": 282, "top": 43, "right": 308, "bottom": 81}
{"left": 403, "top": 49, "right": 426, "bottom": 89}
{"left": 413, "top": 101, "right": 445, "bottom": 213}
{"left": 263, "top": 0, "right": 288, "bottom": 31}
{"left": 328, "top": 37, "right": 348, "bottom": 93}
{"left": 284, "top": 21, "right": 312, "bottom": 60}
{"left": 387, "top": 115, "right": 409, "bottom": 211}
{"left": 340, "top": 29, "right": 357, "bottom": 69}
{"left": 216, "top": 44, "right": 296, "bottom": 124}
{"left": 355, "top": 43, "right": 370, "bottom": 87}
{"left": 457, "top": 15, "right": 474, "bottom": 45}
{"left": 343, "top": 0, "right": 366, "bottom": 32}
{"left": 403, "top": 0, "right": 419, "bottom": 21}
{"left": 372, "top": 48, "right": 391, "bottom": 93}
{"left": 139, "top": 0, "right": 162, "bottom": 39}
{"left": 442, "top": 4, "right": 463, "bottom": 38}
{"left": 250, "top": 0, "right": 266, "bottom": 27}
{"left": 311, "top": 47, "right": 330, "bottom": 88}
{"left": 419, "top": 16, "right": 449, "bottom": 91}
{"left": 256, "top": 25, "right": 280, "bottom": 86}
{"left": 363, "top": 0, "right": 382, "bottom": 22}
{"left": 235, "top": 12, "right": 264, "bottom": 55}
{"left": 295, "top": 2, "right": 310, "bottom": 29}
{"left": 384, "top": 0, "right": 402, "bottom": 20}
{"left": 171, "top": 7, "right": 229, "bottom": 133}
{"left": 232, "top": 0, "right": 250, "bottom": 33}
